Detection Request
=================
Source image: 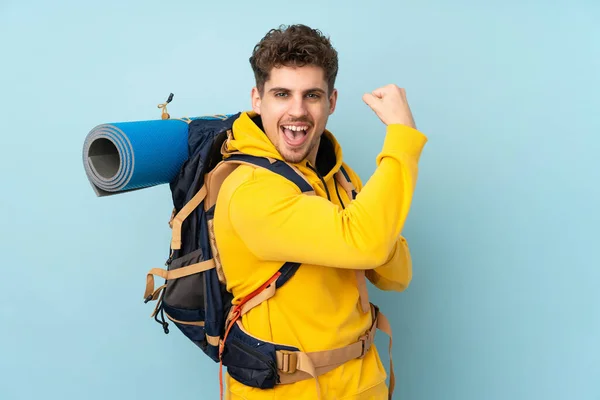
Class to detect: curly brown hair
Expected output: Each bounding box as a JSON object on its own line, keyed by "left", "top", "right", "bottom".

{"left": 249, "top": 24, "right": 339, "bottom": 96}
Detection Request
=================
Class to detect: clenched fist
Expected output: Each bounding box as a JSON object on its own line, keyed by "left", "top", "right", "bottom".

{"left": 362, "top": 84, "right": 416, "bottom": 128}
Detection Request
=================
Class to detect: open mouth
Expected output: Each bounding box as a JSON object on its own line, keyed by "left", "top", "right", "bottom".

{"left": 280, "top": 124, "right": 310, "bottom": 147}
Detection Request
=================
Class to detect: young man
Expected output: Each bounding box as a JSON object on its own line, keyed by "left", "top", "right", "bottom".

{"left": 213, "top": 24, "right": 428, "bottom": 399}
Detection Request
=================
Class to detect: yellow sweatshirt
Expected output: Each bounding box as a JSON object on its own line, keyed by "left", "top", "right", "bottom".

{"left": 213, "top": 111, "right": 427, "bottom": 399}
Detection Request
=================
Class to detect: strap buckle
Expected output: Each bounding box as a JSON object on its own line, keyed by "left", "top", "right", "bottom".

{"left": 279, "top": 350, "right": 298, "bottom": 374}
{"left": 359, "top": 333, "right": 372, "bottom": 358}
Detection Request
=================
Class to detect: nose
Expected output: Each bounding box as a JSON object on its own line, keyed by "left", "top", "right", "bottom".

{"left": 288, "top": 94, "right": 308, "bottom": 118}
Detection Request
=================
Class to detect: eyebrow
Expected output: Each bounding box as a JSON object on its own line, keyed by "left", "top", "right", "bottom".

{"left": 268, "top": 87, "right": 327, "bottom": 95}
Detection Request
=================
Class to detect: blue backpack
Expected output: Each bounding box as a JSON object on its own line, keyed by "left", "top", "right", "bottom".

{"left": 143, "top": 113, "right": 395, "bottom": 399}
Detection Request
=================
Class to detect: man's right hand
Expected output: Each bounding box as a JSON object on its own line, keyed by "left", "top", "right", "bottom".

{"left": 362, "top": 84, "right": 416, "bottom": 129}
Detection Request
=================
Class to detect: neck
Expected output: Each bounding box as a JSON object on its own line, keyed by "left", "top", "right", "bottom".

{"left": 306, "top": 136, "right": 321, "bottom": 166}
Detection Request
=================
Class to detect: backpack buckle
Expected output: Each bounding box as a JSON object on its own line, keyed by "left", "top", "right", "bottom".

{"left": 278, "top": 350, "right": 298, "bottom": 374}
{"left": 358, "top": 333, "right": 371, "bottom": 358}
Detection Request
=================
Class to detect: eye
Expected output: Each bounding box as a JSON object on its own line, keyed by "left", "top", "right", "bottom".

{"left": 306, "top": 93, "right": 320, "bottom": 99}
{"left": 275, "top": 92, "right": 288, "bottom": 97}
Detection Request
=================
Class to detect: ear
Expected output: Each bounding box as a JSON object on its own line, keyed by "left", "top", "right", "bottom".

{"left": 251, "top": 87, "right": 262, "bottom": 114}
{"left": 328, "top": 88, "right": 338, "bottom": 115}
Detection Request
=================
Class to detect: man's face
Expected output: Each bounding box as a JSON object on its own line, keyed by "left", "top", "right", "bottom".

{"left": 251, "top": 64, "right": 337, "bottom": 164}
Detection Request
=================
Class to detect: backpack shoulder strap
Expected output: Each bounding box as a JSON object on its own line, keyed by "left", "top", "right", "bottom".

{"left": 224, "top": 153, "right": 315, "bottom": 194}
{"left": 202, "top": 152, "right": 314, "bottom": 288}
{"left": 214, "top": 153, "right": 314, "bottom": 288}
{"left": 334, "top": 165, "right": 371, "bottom": 314}
{"left": 203, "top": 153, "right": 315, "bottom": 213}
{"left": 336, "top": 165, "right": 358, "bottom": 200}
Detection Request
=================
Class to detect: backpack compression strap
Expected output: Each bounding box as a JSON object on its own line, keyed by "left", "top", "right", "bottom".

{"left": 170, "top": 183, "right": 208, "bottom": 250}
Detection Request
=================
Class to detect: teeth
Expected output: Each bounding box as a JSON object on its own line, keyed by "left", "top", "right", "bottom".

{"left": 282, "top": 125, "right": 308, "bottom": 132}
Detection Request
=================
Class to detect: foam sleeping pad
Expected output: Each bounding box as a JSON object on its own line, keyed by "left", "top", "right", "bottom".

{"left": 81, "top": 115, "right": 232, "bottom": 197}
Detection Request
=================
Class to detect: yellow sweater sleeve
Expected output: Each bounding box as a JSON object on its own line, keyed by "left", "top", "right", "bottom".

{"left": 227, "top": 124, "right": 428, "bottom": 270}
{"left": 345, "top": 157, "right": 414, "bottom": 291}
{"left": 365, "top": 237, "right": 413, "bottom": 291}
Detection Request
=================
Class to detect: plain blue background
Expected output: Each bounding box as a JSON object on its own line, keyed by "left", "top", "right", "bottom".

{"left": 1, "top": 0, "right": 598, "bottom": 399}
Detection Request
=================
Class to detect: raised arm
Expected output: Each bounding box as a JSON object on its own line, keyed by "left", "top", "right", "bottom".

{"left": 227, "top": 85, "right": 427, "bottom": 270}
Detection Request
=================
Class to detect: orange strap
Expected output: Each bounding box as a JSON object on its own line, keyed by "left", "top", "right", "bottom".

{"left": 219, "top": 271, "right": 282, "bottom": 400}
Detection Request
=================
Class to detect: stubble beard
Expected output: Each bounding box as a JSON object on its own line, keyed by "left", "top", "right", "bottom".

{"left": 279, "top": 135, "right": 319, "bottom": 164}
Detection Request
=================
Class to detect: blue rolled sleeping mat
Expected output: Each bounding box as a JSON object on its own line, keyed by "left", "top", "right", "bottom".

{"left": 82, "top": 112, "right": 234, "bottom": 197}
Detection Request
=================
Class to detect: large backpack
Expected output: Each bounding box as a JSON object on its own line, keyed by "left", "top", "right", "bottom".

{"left": 143, "top": 113, "right": 395, "bottom": 399}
